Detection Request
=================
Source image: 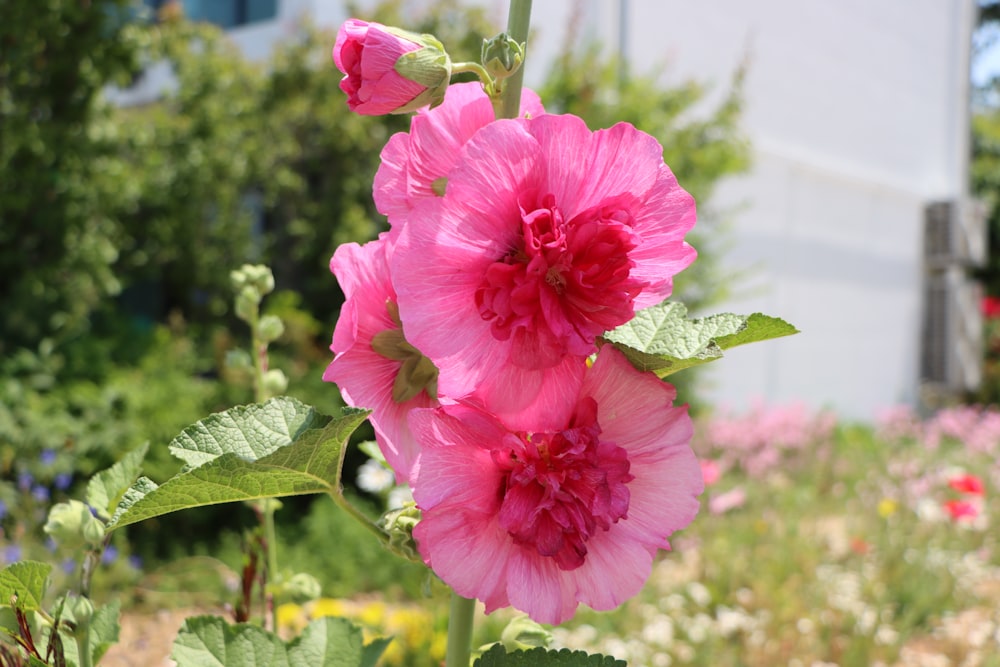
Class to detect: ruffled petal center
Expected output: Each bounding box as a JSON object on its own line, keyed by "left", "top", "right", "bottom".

{"left": 475, "top": 193, "right": 646, "bottom": 368}
{"left": 492, "top": 397, "right": 634, "bottom": 571}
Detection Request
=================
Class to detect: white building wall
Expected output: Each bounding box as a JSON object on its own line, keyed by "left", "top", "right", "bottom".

{"left": 520, "top": 0, "right": 977, "bottom": 419}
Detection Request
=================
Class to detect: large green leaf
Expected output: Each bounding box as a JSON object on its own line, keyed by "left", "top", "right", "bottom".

{"left": 602, "top": 301, "right": 798, "bottom": 377}
{"left": 171, "top": 615, "right": 386, "bottom": 667}
{"left": 168, "top": 397, "right": 329, "bottom": 468}
{"left": 107, "top": 406, "right": 368, "bottom": 530}
{"left": 474, "top": 645, "right": 625, "bottom": 667}
{"left": 87, "top": 442, "right": 149, "bottom": 520}
{"left": 0, "top": 562, "right": 51, "bottom": 612}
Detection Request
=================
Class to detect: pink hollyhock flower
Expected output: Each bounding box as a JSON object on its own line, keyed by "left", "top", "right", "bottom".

{"left": 322, "top": 234, "right": 438, "bottom": 481}
{"left": 948, "top": 473, "right": 985, "bottom": 496}
{"left": 394, "top": 114, "right": 697, "bottom": 427}
{"left": 374, "top": 82, "right": 544, "bottom": 225}
{"left": 943, "top": 498, "right": 980, "bottom": 522}
{"left": 332, "top": 19, "right": 450, "bottom": 115}
{"left": 409, "top": 347, "right": 702, "bottom": 624}
{"left": 700, "top": 459, "right": 721, "bottom": 486}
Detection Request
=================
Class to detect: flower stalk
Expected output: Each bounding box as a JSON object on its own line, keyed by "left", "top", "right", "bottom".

{"left": 445, "top": 592, "right": 476, "bottom": 667}
{"left": 498, "top": 0, "right": 532, "bottom": 119}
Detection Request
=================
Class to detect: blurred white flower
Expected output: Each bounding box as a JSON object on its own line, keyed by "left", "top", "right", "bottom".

{"left": 357, "top": 458, "right": 394, "bottom": 493}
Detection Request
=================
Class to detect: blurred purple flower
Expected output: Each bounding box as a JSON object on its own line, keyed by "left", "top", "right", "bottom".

{"left": 62, "top": 557, "right": 76, "bottom": 574}
{"left": 17, "top": 472, "right": 33, "bottom": 492}
{"left": 3, "top": 545, "right": 21, "bottom": 563}
{"left": 31, "top": 486, "right": 50, "bottom": 503}
{"left": 0, "top": 500, "right": 7, "bottom": 520}
{"left": 128, "top": 554, "right": 143, "bottom": 570}
{"left": 39, "top": 450, "right": 56, "bottom": 467}
{"left": 101, "top": 545, "right": 118, "bottom": 565}
{"left": 53, "top": 473, "right": 73, "bottom": 491}
{"left": 45, "top": 536, "right": 58, "bottom": 553}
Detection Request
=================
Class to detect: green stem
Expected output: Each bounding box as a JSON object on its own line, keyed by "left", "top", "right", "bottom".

{"left": 445, "top": 592, "right": 476, "bottom": 667}
{"left": 452, "top": 61, "right": 494, "bottom": 87}
{"left": 264, "top": 502, "right": 279, "bottom": 631}
{"left": 498, "top": 0, "right": 532, "bottom": 120}
{"left": 249, "top": 303, "right": 267, "bottom": 404}
{"left": 330, "top": 490, "right": 391, "bottom": 545}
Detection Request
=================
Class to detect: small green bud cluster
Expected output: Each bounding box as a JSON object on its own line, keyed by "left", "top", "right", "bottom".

{"left": 44, "top": 500, "right": 106, "bottom": 551}
{"left": 231, "top": 265, "right": 274, "bottom": 324}
{"left": 378, "top": 503, "right": 422, "bottom": 563}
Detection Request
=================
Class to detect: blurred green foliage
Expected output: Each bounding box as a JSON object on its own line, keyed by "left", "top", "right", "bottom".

{"left": 0, "top": 0, "right": 747, "bottom": 570}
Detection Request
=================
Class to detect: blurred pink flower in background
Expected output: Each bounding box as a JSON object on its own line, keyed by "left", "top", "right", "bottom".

{"left": 982, "top": 295, "right": 1000, "bottom": 319}
{"left": 696, "top": 401, "right": 835, "bottom": 478}
{"left": 943, "top": 499, "right": 981, "bottom": 522}
{"left": 708, "top": 487, "right": 746, "bottom": 515}
{"left": 948, "top": 473, "right": 985, "bottom": 496}
{"left": 700, "top": 459, "right": 720, "bottom": 486}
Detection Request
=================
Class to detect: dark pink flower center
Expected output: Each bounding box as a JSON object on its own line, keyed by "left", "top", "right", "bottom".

{"left": 492, "top": 397, "right": 633, "bottom": 570}
{"left": 475, "top": 193, "right": 646, "bottom": 368}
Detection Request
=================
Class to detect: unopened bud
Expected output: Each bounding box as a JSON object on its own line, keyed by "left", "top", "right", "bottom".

{"left": 285, "top": 572, "right": 322, "bottom": 604}
{"left": 500, "top": 614, "right": 553, "bottom": 650}
{"left": 378, "top": 503, "right": 421, "bottom": 563}
{"left": 44, "top": 500, "right": 105, "bottom": 550}
{"left": 67, "top": 595, "right": 95, "bottom": 632}
{"left": 225, "top": 348, "right": 252, "bottom": 370}
{"left": 257, "top": 315, "right": 285, "bottom": 343}
{"left": 482, "top": 33, "right": 524, "bottom": 82}
{"left": 262, "top": 369, "right": 288, "bottom": 396}
{"left": 234, "top": 286, "right": 260, "bottom": 322}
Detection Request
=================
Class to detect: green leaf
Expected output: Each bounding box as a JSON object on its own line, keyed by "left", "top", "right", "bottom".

{"left": 474, "top": 644, "right": 626, "bottom": 667}
{"left": 87, "top": 442, "right": 150, "bottom": 520}
{"left": 0, "top": 562, "right": 51, "bottom": 611}
{"left": 168, "top": 397, "right": 330, "bottom": 468}
{"left": 171, "top": 615, "right": 385, "bottom": 667}
{"left": 360, "top": 636, "right": 392, "bottom": 667}
{"left": 107, "top": 407, "right": 369, "bottom": 530}
{"left": 171, "top": 615, "right": 291, "bottom": 667}
{"left": 602, "top": 301, "right": 798, "bottom": 377}
{"left": 90, "top": 599, "right": 121, "bottom": 663}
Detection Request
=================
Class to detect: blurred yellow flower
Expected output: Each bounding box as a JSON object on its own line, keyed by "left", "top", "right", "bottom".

{"left": 878, "top": 498, "right": 898, "bottom": 518}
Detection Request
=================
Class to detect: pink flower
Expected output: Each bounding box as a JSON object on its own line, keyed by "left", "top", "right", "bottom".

{"left": 983, "top": 296, "right": 1000, "bottom": 319}
{"left": 943, "top": 499, "right": 980, "bottom": 522}
{"left": 322, "top": 234, "right": 437, "bottom": 481}
{"left": 700, "top": 459, "right": 721, "bottom": 486}
{"left": 374, "top": 82, "right": 544, "bottom": 225}
{"left": 410, "top": 347, "right": 702, "bottom": 624}
{"left": 948, "top": 473, "right": 985, "bottom": 496}
{"left": 332, "top": 19, "right": 450, "bottom": 115}
{"left": 394, "top": 114, "right": 697, "bottom": 427}
{"left": 708, "top": 487, "right": 746, "bottom": 515}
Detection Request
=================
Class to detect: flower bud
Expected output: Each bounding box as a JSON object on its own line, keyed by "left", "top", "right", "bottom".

{"left": 285, "top": 572, "right": 322, "bottom": 604}
{"left": 262, "top": 369, "right": 288, "bottom": 396}
{"left": 225, "top": 348, "right": 252, "bottom": 370}
{"left": 481, "top": 33, "right": 524, "bottom": 82}
{"left": 500, "top": 614, "right": 553, "bottom": 650}
{"left": 67, "top": 595, "right": 95, "bottom": 632}
{"left": 234, "top": 286, "right": 260, "bottom": 322}
{"left": 257, "top": 314, "right": 285, "bottom": 343}
{"left": 333, "top": 19, "right": 451, "bottom": 115}
{"left": 44, "top": 500, "right": 105, "bottom": 550}
{"left": 377, "top": 503, "right": 421, "bottom": 563}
